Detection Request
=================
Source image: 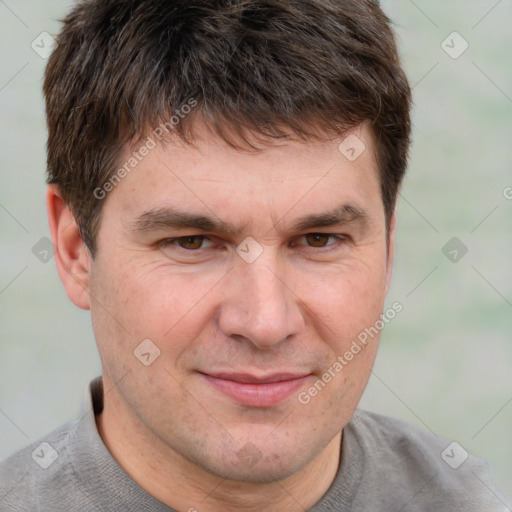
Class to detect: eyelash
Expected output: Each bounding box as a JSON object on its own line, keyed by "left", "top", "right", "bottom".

{"left": 159, "top": 234, "right": 348, "bottom": 252}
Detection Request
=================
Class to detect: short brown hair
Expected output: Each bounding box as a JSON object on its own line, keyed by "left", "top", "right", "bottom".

{"left": 44, "top": 0, "right": 411, "bottom": 255}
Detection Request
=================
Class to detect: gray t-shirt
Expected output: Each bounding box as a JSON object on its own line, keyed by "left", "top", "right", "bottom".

{"left": 1, "top": 377, "right": 509, "bottom": 511}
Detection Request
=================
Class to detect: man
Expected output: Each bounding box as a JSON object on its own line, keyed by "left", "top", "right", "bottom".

{"left": 0, "top": 0, "right": 509, "bottom": 510}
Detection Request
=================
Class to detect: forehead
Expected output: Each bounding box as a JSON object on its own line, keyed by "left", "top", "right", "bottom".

{"left": 108, "top": 123, "right": 383, "bottom": 230}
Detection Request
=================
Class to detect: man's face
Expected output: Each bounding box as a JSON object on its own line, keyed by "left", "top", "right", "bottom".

{"left": 87, "top": 124, "right": 394, "bottom": 482}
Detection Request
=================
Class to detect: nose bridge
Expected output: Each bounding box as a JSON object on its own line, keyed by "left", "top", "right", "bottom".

{"left": 249, "top": 259, "right": 287, "bottom": 319}
{"left": 219, "top": 249, "right": 302, "bottom": 348}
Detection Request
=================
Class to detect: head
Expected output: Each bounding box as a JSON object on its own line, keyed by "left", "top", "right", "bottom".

{"left": 45, "top": 0, "right": 411, "bottom": 486}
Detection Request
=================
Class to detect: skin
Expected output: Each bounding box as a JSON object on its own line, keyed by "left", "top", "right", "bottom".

{"left": 47, "top": 123, "right": 395, "bottom": 512}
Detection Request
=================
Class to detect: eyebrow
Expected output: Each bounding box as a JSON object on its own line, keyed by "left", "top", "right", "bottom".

{"left": 130, "top": 202, "right": 370, "bottom": 235}
{"left": 130, "top": 208, "right": 242, "bottom": 235}
{"left": 289, "top": 203, "right": 370, "bottom": 232}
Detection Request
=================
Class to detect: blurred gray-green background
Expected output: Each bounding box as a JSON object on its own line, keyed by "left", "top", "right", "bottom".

{"left": 1, "top": 0, "right": 511, "bottom": 501}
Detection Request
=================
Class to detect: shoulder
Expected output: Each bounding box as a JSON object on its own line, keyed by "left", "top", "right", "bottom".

{"left": 350, "top": 409, "right": 459, "bottom": 460}
{"left": 345, "top": 410, "right": 510, "bottom": 511}
{"left": 0, "top": 419, "right": 83, "bottom": 511}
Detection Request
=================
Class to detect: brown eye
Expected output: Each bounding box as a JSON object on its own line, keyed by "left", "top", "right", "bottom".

{"left": 177, "top": 236, "right": 205, "bottom": 250}
{"left": 305, "top": 234, "right": 331, "bottom": 247}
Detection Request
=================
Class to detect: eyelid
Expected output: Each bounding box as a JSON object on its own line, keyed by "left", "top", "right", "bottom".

{"left": 158, "top": 233, "right": 349, "bottom": 252}
{"left": 294, "top": 233, "right": 348, "bottom": 246}
{"left": 160, "top": 235, "right": 215, "bottom": 250}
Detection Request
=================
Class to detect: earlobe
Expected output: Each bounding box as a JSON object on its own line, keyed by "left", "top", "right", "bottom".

{"left": 46, "top": 184, "right": 92, "bottom": 310}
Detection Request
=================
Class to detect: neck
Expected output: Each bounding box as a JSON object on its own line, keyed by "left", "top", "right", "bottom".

{"left": 96, "top": 386, "right": 342, "bottom": 512}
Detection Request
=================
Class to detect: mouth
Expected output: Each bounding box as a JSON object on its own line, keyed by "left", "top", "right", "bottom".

{"left": 198, "top": 371, "right": 312, "bottom": 408}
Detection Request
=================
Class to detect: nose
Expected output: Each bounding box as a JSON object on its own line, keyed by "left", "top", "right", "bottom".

{"left": 218, "top": 251, "right": 305, "bottom": 349}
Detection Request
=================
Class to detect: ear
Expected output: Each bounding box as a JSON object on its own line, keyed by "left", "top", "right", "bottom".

{"left": 384, "top": 211, "right": 396, "bottom": 295}
{"left": 46, "top": 184, "right": 92, "bottom": 310}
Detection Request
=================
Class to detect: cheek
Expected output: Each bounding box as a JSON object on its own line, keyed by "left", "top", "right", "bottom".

{"left": 294, "top": 258, "right": 388, "bottom": 338}
{"left": 90, "top": 256, "right": 223, "bottom": 354}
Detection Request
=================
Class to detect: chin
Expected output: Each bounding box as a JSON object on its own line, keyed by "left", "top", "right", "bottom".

{"left": 213, "top": 455, "right": 304, "bottom": 484}
{"left": 186, "top": 439, "right": 309, "bottom": 484}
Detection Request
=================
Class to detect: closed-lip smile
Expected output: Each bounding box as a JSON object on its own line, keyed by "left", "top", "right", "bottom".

{"left": 199, "top": 371, "right": 312, "bottom": 407}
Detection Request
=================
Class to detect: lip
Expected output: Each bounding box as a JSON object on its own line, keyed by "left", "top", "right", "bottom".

{"left": 200, "top": 372, "right": 312, "bottom": 407}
